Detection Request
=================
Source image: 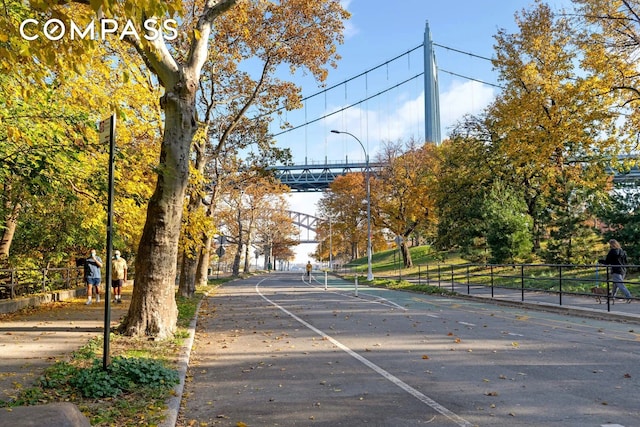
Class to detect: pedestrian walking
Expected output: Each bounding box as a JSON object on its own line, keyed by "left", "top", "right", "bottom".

{"left": 305, "top": 261, "right": 312, "bottom": 280}
{"left": 600, "top": 239, "right": 632, "bottom": 303}
{"left": 111, "top": 250, "right": 127, "bottom": 303}
{"left": 84, "top": 249, "right": 103, "bottom": 305}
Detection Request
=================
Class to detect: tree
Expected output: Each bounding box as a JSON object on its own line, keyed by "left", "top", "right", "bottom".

{"left": 253, "top": 197, "right": 298, "bottom": 270}
{"left": 483, "top": 181, "right": 533, "bottom": 264}
{"left": 177, "top": 0, "right": 313, "bottom": 295}
{"left": 216, "top": 171, "right": 294, "bottom": 275}
{"left": 596, "top": 188, "right": 640, "bottom": 263}
{"left": 488, "top": 1, "right": 618, "bottom": 254}
{"left": 543, "top": 172, "right": 605, "bottom": 264}
{"left": 126, "top": 0, "right": 346, "bottom": 337}
{"left": 433, "top": 117, "right": 496, "bottom": 259}
{"left": 0, "top": 31, "right": 161, "bottom": 266}
{"left": 573, "top": 0, "right": 640, "bottom": 154}
{"left": 317, "top": 174, "right": 369, "bottom": 261}
{"left": 2, "top": 0, "right": 347, "bottom": 338}
{"left": 372, "top": 139, "right": 437, "bottom": 268}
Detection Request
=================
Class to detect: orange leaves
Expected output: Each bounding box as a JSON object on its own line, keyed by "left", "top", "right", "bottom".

{"left": 212, "top": 0, "right": 347, "bottom": 82}
{"left": 374, "top": 139, "right": 438, "bottom": 246}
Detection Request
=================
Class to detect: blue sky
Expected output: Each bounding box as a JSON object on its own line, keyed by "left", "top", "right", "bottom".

{"left": 282, "top": 0, "right": 573, "bottom": 262}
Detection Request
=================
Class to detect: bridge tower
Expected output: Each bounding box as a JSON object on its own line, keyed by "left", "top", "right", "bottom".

{"left": 424, "top": 21, "right": 442, "bottom": 145}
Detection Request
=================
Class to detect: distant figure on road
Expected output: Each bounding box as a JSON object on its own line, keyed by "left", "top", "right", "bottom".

{"left": 600, "top": 239, "right": 632, "bottom": 303}
{"left": 111, "top": 250, "right": 127, "bottom": 304}
{"left": 305, "top": 261, "right": 312, "bottom": 279}
{"left": 84, "top": 249, "right": 103, "bottom": 305}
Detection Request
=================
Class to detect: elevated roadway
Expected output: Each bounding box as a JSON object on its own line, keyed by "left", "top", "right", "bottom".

{"left": 270, "top": 158, "right": 640, "bottom": 192}
{"left": 268, "top": 161, "right": 383, "bottom": 192}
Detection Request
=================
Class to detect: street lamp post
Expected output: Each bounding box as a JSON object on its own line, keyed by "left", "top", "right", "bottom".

{"left": 331, "top": 130, "right": 374, "bottom": 281}
{"left": 329, "top": 216, "right": 333, "bottom": 271}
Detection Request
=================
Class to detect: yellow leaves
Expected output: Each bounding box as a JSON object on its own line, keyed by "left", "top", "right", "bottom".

{"left": 0, "top": 33, "right": 7, "bottom": 43}
{"left": 187, "top": 419, "right": 208, "bottom": 426}
{"left": 89, "top": 0, "right": 104, "bottom": 13}
{"left": 5, "top": 126, "right": 23, "bottom": 141}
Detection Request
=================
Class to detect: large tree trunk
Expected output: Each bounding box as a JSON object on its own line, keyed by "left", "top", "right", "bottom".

{"left": 231, "top": 208, "right": 243, "bottom": 276}
{"left": 119, "top": 76, "right": 197, "bottom": 339}
{"left": 178, "top": 253, "right": 198, "bottom": 298}
{"left": 400, "top": 240, "right": 413, "bottom": 268}
{"left": 243, "top": 230, "right": 252, "bottom": 273}
{"left": 0, "top": 199, "right": 20, "bottom": 259}
{"left": 177, "top": 196, "right": 202, "bottom": 298}
{"left": 195, "top": 240, "right": 211, "bottom": 286}
{"left": 195, "top": 201, "right": 217, "bottom": 287}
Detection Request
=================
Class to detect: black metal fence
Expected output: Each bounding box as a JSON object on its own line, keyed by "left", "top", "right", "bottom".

{"left": 0, "top": 267, "right": 84, "bottom": 299}
{"left": 336, "top": 262, "right": 637, "bottom": 312}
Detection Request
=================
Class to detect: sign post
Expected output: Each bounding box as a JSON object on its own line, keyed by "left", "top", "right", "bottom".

{"left": 216, "top": 244, "right": 225, "bottom": 279}
{"left": 99, "top": 114, "right": 116, "bottom": 370}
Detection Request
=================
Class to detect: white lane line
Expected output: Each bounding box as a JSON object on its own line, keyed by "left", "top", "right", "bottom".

{"left": 458, "top": 321, "right": 475, "bottom": 327}
{"left": 256, "top": 278, "right": 473, "bottom": 427}
{"left": 304, "top": 276, "right": 407, "bottom": 311}
{"left": 369, "top": 295, "right": 406, "bottom": 310}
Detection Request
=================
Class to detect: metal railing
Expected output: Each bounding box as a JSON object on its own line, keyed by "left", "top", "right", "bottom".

{"left": 0, "top": 267, "right": 84, "bottom": 299}
{"left": 335, "top": 262, "right": 637, "bottom": 312}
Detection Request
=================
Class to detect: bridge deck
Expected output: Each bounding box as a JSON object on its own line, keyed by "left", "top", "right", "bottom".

{"left": 270, "top": 160, "right": 640, "bottom": 192}
{"left": 268, "top": 162, "right": 383, "bottom": 192}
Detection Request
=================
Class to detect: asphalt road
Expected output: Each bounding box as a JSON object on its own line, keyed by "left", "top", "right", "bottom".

{"left": 178, "top": 272, "right": 640, "bottom": 427}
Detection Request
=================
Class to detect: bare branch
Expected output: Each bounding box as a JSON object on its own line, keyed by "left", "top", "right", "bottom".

{"left": 214, "top": 58, "right": 272, "bottom": 156}
{"left": 187, "top": 0, "right": 238, "bottom": 76}
{"left": 67, "top": 178, "right": 97, "bottom": 200}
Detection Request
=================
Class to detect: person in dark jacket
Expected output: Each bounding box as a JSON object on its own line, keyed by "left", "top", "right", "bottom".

{"left": 84, "top": 249, "right": 103, "bottom": 305}
{"left": 601, "top": 239, "right": 632, "bottom": 302}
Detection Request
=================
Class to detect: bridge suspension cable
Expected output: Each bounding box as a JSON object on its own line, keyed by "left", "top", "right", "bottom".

{"left": 260, "top": 40, "right": 501, "bottom": 139}
{"left": 252, "top": 44, "right": 424, "bottom": 122}
{"left": 432, "top": 42, "right": 494, "bottom": 62}
{"left": 271, "top": 73, "right": 424, "bottom": 137}
{"left": 438, "top": 69, "right": 503, "bottom": 89}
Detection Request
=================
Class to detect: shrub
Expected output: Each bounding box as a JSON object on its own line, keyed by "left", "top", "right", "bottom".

{"left": 39, "top": 356, "right": 179, "bottom": 399}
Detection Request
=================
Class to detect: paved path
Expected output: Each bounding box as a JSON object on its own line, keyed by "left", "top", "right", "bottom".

{"left": 177, "top": 273, "right": 640, "bottom": 427}
{"left": 0, "top": 293, "right": 129, "bottom": 403}
{"left": 1, "top": 274, "right": 639, "bottom": 427}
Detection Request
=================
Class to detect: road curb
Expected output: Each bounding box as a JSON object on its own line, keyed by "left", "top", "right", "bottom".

{"left": 160, "top": 283, "right": 228, "bottom": 427}
{"left": 159, "top": 295, "right": 205, "bottom": 427}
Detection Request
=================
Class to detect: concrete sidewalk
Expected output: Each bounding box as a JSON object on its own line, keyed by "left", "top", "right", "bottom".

{"left": 0, "top": 290, "right": 130, "bottom": 403}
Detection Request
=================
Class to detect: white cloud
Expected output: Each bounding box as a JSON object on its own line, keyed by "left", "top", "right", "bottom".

{"left": 339, "top": 0, "right": 357, "bottom": 39}
{"left": 284, "top": 80, "right": 497, "bottom": 262}
{"left": 439, "top": 80, "right": 495, "bottom": 135}
{"left": 320, "top": 80, "right": 496, "bottom": 151}
{"left": 321, "top": 91, "right": 425, "bottom": 160}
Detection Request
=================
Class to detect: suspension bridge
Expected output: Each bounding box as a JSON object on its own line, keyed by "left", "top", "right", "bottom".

{"left": 259, "top": 21, "right": 640, "bottom": 251}
{"left": 266, "top": 21, "right": 640, "bottom": 193}
{"left": 267, "top": 22, "right": 440, "bottom": 192}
